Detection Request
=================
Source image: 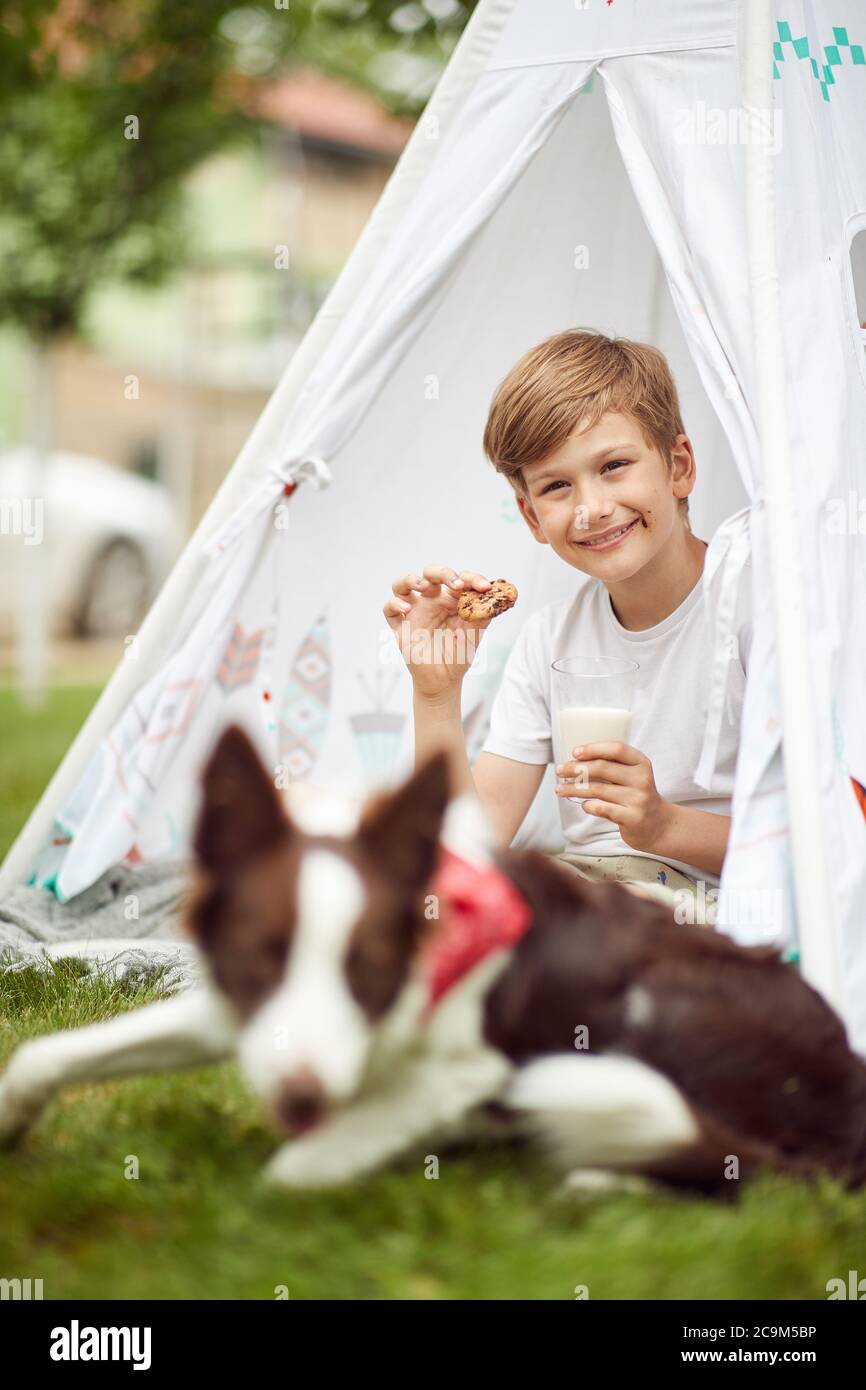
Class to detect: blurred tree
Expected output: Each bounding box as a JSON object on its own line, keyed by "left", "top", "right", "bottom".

{"left": 0, "top": 2, "right": 267, "bottom": 341}
{"left": 0, "top": 0, "right": 269, "bottom": 703}
{"left": 244, "top": 2, "right": 480, "bottom": 116}
{"left": 0, "top": 1, "right": 479, "bottom": 344}
{"left": 0, "top": 0, "right": 476, "bottom": 702}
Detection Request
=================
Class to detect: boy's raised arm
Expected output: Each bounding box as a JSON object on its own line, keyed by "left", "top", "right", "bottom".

{"left": 384, "top": 564, "right": 543, "bottom": 848}
{"left": 471, "top": 750, "right": 546, "bottom": 849}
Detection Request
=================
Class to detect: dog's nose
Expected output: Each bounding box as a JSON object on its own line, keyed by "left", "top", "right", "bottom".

{"left": 273, "top": 1067, "right": 327, "bottom": 1133}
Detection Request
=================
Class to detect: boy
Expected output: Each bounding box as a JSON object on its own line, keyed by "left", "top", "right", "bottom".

{"left": 383, "top": 329, "right": 751, "bottom": 916}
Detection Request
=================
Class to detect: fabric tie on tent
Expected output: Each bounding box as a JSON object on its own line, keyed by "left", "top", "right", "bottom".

{"left": 202, "top": 455, "right": 332, "bottom": 560}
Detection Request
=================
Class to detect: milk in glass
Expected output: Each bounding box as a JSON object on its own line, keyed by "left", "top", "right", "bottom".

{"left": 558, "top": 705, "right": 632, "bottom": 760}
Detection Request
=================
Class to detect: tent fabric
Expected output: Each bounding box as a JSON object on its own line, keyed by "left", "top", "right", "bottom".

{"left": 3, "top": 1, "right": 865, "bottom": 1049}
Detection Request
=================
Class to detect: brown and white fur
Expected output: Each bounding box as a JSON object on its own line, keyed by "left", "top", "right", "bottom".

{"left": 1, "top": 725, "right": 865, "bottom": 1198}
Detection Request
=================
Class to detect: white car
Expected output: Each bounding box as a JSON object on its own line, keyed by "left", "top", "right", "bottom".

{"left": 0, "top": 449, "right": 183, "bottom": 639}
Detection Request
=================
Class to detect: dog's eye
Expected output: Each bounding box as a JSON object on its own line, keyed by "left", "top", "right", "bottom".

{"left": 344, "top": 916, "right": 416, "bottom": 1020}
{"left": 261, "top": 937, "right": 287, "bottom": 959}
{"left": 345, "top": 951, "right": 403, "bottom": 1019}
{"left": 208, "top": 930, "right": 289, "bottom": 1016}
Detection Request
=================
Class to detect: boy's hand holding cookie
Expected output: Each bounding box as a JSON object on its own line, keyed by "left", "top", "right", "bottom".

{"left": 554, "top": 741, "right": 674, "bottom": 854}
{"left": 383, "top": 566, "right": 517, "bottom": 701}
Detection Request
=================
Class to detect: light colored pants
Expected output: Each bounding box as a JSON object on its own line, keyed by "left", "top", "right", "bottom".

{"left": 553, "top": 850, "right": 717, "bottom": 926}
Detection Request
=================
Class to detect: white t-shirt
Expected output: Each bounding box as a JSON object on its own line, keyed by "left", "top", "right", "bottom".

{"left": 480, "top": 548, "right": 752, "bottom": 887}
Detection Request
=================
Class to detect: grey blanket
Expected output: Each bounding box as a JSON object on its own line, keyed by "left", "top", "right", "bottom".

{"left": 0, "top": 860, "right": 205, "bottom": 993}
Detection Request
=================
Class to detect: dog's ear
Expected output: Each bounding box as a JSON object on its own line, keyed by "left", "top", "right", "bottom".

{"left": 356, "top": 747, "right": 451, "bottom": 889}
{"left": 194, "top": 724, "right": 289, "bottom": 874}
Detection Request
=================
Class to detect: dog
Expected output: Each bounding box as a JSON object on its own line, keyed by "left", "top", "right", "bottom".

{"left": 1, "top": 723, "right": 865, "bottom": 1197}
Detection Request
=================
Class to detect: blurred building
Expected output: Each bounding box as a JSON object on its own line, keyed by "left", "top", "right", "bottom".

{"left": 43, "top": 69, "right": 415, "bottom": 527}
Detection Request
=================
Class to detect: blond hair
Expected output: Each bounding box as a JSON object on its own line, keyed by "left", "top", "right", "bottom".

{"left": 483, "top": 328, "right": 690, "bottom": 525}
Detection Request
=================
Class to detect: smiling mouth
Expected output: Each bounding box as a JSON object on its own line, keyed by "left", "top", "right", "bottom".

{"left": 576, "top": 518, "right": 640, "bottom": 551}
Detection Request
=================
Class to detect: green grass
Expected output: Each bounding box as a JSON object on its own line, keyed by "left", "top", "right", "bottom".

{"left": 2, "top": 964, "right": 866, "bottom": 1300}
{"left": 0, "top": 686, "right": 101, "bottom": 862}
{"left": 1, "top": 687, "right": 865, "bottom": 1299}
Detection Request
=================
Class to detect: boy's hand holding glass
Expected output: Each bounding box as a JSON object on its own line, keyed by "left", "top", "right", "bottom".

{"left": 555, "top": 740, "right": 674, "bottom": 854}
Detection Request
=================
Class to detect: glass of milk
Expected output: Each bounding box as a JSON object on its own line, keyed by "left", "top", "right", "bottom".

{"left": 551, "top": 656, "right": 640, "bottom": 791}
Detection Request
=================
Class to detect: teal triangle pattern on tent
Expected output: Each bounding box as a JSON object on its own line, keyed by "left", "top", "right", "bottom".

{"left": 774, "top": 20, "right": 866, "bottom": 99}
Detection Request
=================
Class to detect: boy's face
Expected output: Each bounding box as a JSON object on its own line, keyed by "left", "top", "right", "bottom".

{"left": 514, "top": 410, "right": 695, "bottom": 577}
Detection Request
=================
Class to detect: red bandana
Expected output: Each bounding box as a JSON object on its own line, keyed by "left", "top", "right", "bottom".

{"left": 420, "top": 846, "right": 533, "bottom": 1013}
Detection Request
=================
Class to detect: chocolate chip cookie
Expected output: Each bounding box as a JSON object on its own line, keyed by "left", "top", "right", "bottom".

{"left": 456, "top": 579, "right": 518, "bottom": 622}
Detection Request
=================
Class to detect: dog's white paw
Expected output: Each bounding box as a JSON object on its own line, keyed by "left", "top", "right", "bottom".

{"left": 262, "top": 1138, "right": 366, "bottom": 1190}
{"left": 0, "top": 1085, "right": 36, "bottom": 1148}
{"left": 0, "top": 1047, "right": 51, "bottom": 1148}
{"left": 557, "top": 1167, "right": 653, "bottom": 1197}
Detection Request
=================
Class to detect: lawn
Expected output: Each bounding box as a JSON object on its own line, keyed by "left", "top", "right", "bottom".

{"left": 0, "top": 687, "right": 864, "bottom": 1300}
{"left": 0, "top": 685, "right": 102, "bottom": 863}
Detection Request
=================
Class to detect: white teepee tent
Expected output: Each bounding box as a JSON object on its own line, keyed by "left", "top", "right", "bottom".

{"left": 3, "top": 1, "right": 866, "bottom": 1049}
